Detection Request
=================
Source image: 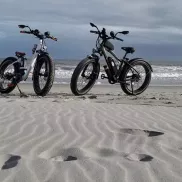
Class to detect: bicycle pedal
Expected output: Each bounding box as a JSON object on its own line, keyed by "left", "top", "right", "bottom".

{"left": 101, "top": 74, "right": 108, "bottom": 79}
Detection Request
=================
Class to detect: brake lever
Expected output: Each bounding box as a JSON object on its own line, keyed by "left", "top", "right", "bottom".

{"left": 18, "top": 25, "right": 26, "bottom": 29}
{"left": 90, "top": 22, "right": 96, "bottom": 27}
{"left": 116, "top": 37, "right": 123, "bottom": 41}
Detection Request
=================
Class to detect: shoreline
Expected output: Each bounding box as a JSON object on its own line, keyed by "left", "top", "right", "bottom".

{"left": 1, "top": 82, "right": 182, "bottom": 94}
{"left": 1, "top": 83, "right": 182, "bottom": 108}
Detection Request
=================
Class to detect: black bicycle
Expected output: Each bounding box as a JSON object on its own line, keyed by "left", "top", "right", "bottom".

{"left": 70, "top": 23, "right": 153, "bottom": 96}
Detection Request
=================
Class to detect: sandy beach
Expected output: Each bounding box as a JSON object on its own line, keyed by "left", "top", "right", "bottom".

{"left": 0, "top": 84, "right": 182, "bottom": 182}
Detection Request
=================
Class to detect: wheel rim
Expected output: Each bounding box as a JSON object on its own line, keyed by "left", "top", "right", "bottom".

{"left": 0, "top": 64, "right": 15, "bottom": 90}
{"left": 77, "top": 62, "right": 95, "bottom": 92}
{"left": 37, "top": 59, "right": 49, "bottom": 90}
{"left": 124, "top": 64, "right": 148, "bottom": 93}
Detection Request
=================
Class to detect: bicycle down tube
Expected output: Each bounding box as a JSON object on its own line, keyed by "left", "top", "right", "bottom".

{"left": 22, "top": 40, "right": 43, "bottom": 80}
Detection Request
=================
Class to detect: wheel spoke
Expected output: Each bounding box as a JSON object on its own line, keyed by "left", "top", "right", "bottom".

{"left": 0, "top": 64, "right": 15, "bottom": 90}
{"left": 77, "top": 62, "right": 94, "bottom": 91}
{"left": 121, "top": 61, "right": 151, "bottom": 95}
{"left": 71, "top": 59, "right": 99, "bottom": 95}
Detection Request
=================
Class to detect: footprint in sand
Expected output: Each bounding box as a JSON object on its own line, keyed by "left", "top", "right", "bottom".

{"left": 78, "top": 96, "right": 86, "bottom": 99}
{"left": 39, "top": 148, "right": 85, "bottom": 162}
{"left": 124, "top": 153, "right": 153, "bottom": 162}
{"left": 39, "top": 147, "right": 153, "bottom": 163}
{"left": 88, "top": 95, "right": 97, "bottom": 99}
{"left": 65, "top": 156, "right": 78, "bottom": 161}
{"left": 52, "top": 100, "right": 60, "bottom": 103}
{"left": 163, "top": 101, "right": 174, "bottom": 104}
{"left": 0, "top": 154, "right": 21, "bottom": 170}
{"left": 119, "top": 128, "right": 164, "bottom": 137}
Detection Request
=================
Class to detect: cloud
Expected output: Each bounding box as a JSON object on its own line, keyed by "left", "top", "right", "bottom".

{"left": 0, "top": 31, "right": 6, "bottom": 39}
{"left": 0, "top": 0, "right": 182, "bottom": 60}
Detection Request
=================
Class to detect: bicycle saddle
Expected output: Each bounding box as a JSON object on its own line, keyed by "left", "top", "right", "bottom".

{"left": 15, "top": 52, "right": 26, "bottom": 57}
{"left": 121, "top": 47, "right": 135, "bottom": 54}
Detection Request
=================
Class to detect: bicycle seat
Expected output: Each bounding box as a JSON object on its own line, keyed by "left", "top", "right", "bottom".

{"left": 15, "top": 51, "right": 26, "bottom": 57}
{"left": 121, "top": 47, "right": 135, "bottom": 54}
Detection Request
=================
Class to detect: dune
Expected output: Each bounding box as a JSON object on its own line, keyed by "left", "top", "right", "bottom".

{"left": 0, "top": 84, "right": 182, "bottom": 182}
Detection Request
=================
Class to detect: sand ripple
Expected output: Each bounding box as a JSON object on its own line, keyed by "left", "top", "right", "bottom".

{"left": 0, "top": 97, "right": 182, "bottom": 182}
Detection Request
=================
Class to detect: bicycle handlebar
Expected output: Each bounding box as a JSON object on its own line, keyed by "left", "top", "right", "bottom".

{"left": 20, "top": 30, "right": 31, "bottom": 34}
{"left": 89, "top": 23, "right": 125, "bottom": 42}
{"left": 90, "top": 30, "right": 99, "bottom": 34}
{"left": 18, "top": 25, "right": 57, "bottom": 41}
{"left": 115, "top": 37, "right": 123, "bottom": 41}
{"left": 47, "top": 35, "right": 58, "bottom": 41}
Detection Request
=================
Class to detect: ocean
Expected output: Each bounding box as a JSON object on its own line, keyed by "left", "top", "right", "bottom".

{"left": 50, "top": 59, "right": 182, "bottom": 86}
{"left": 0, "top": 59, "right": 182, "bottom": 86}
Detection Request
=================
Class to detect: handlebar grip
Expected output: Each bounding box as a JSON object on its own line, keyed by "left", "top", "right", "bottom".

{"left": 48, "top": 36, "right": 57, "bottom": 41}
{"left": 20, "top": 31, "right": 31, "bottom": 34}
{"left": 90, "top": 30, "right": 98, "bottom": 34}
{"left": 52, "top": 37, "right": 58, "bottom": 41}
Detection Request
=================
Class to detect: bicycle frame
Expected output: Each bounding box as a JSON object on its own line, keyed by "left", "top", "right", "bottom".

{"left": 0, "top": 25, "right": 57, "bottom": 95}
{"left": 88, "top": 25, "right": 143, "bottom": 82}
{"left": 101, "top": 46, "right": 125, "bottom": 77}
{"left": 70, "top": 23, "right": 152, "bottom": 96}
{"left": 22, "top": 39, "right": 47, "bottom": 80}
{"left": 92, "top": 42, "right": 138, "bottom": 80}
{"left": 5, "top": 39, "right": 47, "bottom": 81}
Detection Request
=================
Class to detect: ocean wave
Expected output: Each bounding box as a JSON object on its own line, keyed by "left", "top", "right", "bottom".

{"left": 6, "top": 63, "right": 182, "bottom": 85}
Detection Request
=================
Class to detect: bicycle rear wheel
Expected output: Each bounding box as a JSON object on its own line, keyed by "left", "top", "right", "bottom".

{"left": 120, "top": 60, "right": 152, "bottom": 95}
{"left": 0, "top": 57, "right": 18, "bottom": 94}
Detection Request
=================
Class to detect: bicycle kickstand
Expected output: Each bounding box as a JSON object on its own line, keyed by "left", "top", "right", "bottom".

{"left": 16, "top": 84, "right": 28, "bottom": 98}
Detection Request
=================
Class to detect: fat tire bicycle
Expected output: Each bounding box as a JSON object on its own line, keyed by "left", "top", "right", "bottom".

{"left": 70, "top": 23, "right": 153, "bottom": 96}
{"left": 0, "top": 25, "right": 57, "bottom": 96}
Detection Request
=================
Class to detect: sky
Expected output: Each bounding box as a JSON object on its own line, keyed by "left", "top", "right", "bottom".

{"left": 0, "top": 0, "right": 182, "bottom": 62}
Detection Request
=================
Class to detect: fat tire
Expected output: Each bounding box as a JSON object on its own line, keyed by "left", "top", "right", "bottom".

{"left": 70, "top": 58, "right": 100, "bottom": 96}
{"left": 120, "top": 60, "right": 151, "bottom": 95}
{"left": 0, "top": 57, "right": 18, "bottom": 94}
{"left": 33, "top": 55, "right": 55, "bottom": 96}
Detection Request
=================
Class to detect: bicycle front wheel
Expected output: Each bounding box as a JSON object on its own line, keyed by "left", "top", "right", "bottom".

{"left": 70, "top": 58, "right": 100, "bottom": 96}
{"left": 33, "top": 55, "right": 55, "bottom": 96}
